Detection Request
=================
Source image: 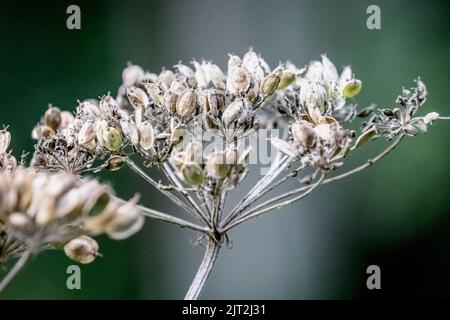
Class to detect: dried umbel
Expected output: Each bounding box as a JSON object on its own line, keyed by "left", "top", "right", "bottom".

{"left": 0, "top": 48, "right": 448, "bottom": 300}
{"left": 0, "top": 168, "right": 143, "bottom": 268}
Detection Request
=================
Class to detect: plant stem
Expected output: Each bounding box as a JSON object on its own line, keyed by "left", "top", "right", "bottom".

{"left": 184, "top": 239, "right": 221, "bottom": 300}
{"left": 138, "top": 205, "right": 209, "bottom": 234}
{"left": 0, "top": 251, "right": 30, "bottom": 294}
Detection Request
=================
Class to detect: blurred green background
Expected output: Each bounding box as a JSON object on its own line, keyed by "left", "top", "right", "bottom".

{"left": 0, "top": 0, "right": 449, "bottom": 299}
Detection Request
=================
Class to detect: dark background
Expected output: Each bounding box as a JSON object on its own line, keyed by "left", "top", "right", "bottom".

{"left": 0, "top": 0, "right": 449, "bottom": 299}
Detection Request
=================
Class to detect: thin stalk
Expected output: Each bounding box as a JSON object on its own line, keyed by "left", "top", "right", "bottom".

{"left": 0, "top": 251, "right": 31, "bottom": 294}
{"left": 224, "top": 172, "right": 326, "bottom": 231}
{"left": 162, "top": 163, "right": 211, "bottom": 227}
{"left": 229, "top": 134, "right": 405, "bottom": 226}
{"left": 138, "top": 205, "right": 209, "bottom": 234}
{"left": 184, "top": 239, "right": 221, "bottom": 300}
{"left": 125, "top": 158, "right": 206, "bottom": 225}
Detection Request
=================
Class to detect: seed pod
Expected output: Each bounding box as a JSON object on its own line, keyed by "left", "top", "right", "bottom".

{"left": 60, "top": 111, "right": 75, "bottom": 129}
{"left": 64, "top": 235, "right": 99, "bottom": 264}
{"left": 8, "top": 212, "right": 31, "bottom": 231}
{"left": 0, "top": 130, "right": 11, "bottom": 153}
{"left": 137, "top": 121, "right": 155, "bottom": 151}
{"left": 300, "top": 81, "right": 327, "bottom": 115}
{"left": 278, "top": 71, "right": 296, "bottom": 90}
{"left": 99, "top": 95, "right": 118, "bottom": 114}
{"left": 121, "top": 119, "right": 139, "bottom": 145}
{"left": 424, "top": 112, "right": 439, "bottom": 124}
{"left": 105, "top": 155, "right": 125, "bottom": 171}
{"left": 180, "top": 163, "right": 204, "bottom": 186}
{"left": 176, "top": 89, "right": 197, "bottom": 117}
{"left": 222, "top": 99, "right": 252, "bottom": 128}
{"left": 122, "top": 64, "right": 145, "bottom": 87}
{"left": 203, "top": 62, "right": 225, "bottom": 89}
{"left": 184, "top": 141, "right": 203, "bottom": 163}
{"left": 144, "top": 82, "right": 165, "bottom": 107}
{"left": 292, "top": 120, "right": 316, "bottom": 148}
{"left": 40, "top": 126, "right": 56, "bottom": 139}
{"left": 353, "top": 126, "right": 377, "bottom": 149}
{"left": 170, "top": 78, "right": 188, "bottom": 94}
{"left": 97, "top": 123, "right": 122, "bottom": 152}
{"left": 127, "top": 86, "right": 149, "bottom": 109}
{"left": 44, "top": 107, "right": 62, "bottom": 131}
{"left": 342, "top": 79, "right": 362, "bottom": 98}
{"left": 163, "top": 91, "right": 178, "bottom": 114}
{"left": 227, "top": 65, "right": 251, "bottom": 95}
{"left": 260, "top": 70, "right": 281, "bottom": 96}
{"left": 159, "top": 69, "right": 175, "bottom": 87}
{"left": 206, "top": 151, "right": 231, "bottom": 179}
{"left": 104, "top": 201, "right": 144, "bottom": 240}
{"left": 78, "top": 121, "right": 96, "bottom": 146}
{"left": 79, "top": 101, "right": 101, "bottom": 119}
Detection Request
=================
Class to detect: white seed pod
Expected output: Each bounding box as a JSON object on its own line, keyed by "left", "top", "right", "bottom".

{"left": 170, "top": 124, "right": 185, "bottom": 145}
{"left": 105, "top": 155, "right": 125, "bottom": 171}
{"left": 299, "top": 80, "right": 328, "bottom": 115}
{"left": 222, "top": 99, "right": 251, "bottom": 128}
{"left": 260, "top": 69, "right": 282, "bottom": 96}
{"left": 314, "top": 123, "right": 335, "bottom": 142}
{"left": 292, "top": 120, "right": 316, "bottom": 148}
{"left": 78, "top": 121, "right": 96, "bottom": 146}
{"left": 203, "top": 62, "right": 225, "bottom": 89}
{"left": 180, "top": 163, "right": 204, "bottom": 186}
{"left": 243, "top": 49, "right": 259, "bottom": 73}
{"left": 321, "top": 54, "right": 339, "bottom": 82}
{"left": 175, "top": 63, "right": 195, "bottom": 78}
{"left": 342, "top": 79, "right": 362, "bottom": 98}
{"left": 104, "top": 201, "right": 144, "bottom": 240}
{"left": 170, "top": 77, "right": 188, "bottom": 94}
{"left": 227, "top": 64, "right": 252, "bottom": 95}
{"left": 227, "top": 54, "right": 242, "bottom": 70}
{"left": 55, "top": 188, "right": 82, "bottom": 218}
{"left": 99, "top": 95, "right": 118, "bottom": 114}
{"left": 339, "top": 66, "right": 353, "bottom": 87}
{"left": 144, "top": 82, "right": 165, "bottom": 107}
{"left": 176, "top": 89, "right": 197, "bottom": 117}
{"left": 305, "top": 61, "right": 324, "bottom": 81}
{"left": 127, "top": 86, "right": 149, "bottom": 109}
{"left": 121, "top": 119, "right": 139, "bottom": 145}
{"left": 193, "top": 60, "right": 209, "bottom": 88}
{"left": 163, "top": 91, "right": 178, "bottom": 114}
{"left": 158, "top": 69, "right": 175, "bottom": 87}
{"left": 184, "top": 141, "right": 203, "bottom": 163}
{"left": 44, "top": 107, "right": 62, "bottom": 131}
{"left": 60, "top": 111, "right": 75, "bottom": 129}
{"left": 64, "top": 235, "right": 99, "bottom": 264}
{"left": 206, "top": 151, "right": 231, "bottom": 179}
{"left": 0, "top": 130, "right": 11, "bottom": 154}
{"left": 137, "top": 121, "right": 155, "bottom": 151}
{"left": 122, "top": 64, "right": 145, "bottom": 87}
{"left": 0, "top": 153, "right": 17, "bottom": 172}
{"left": 79, "top": 101, "right": 101, "bottom": 119}
{"left": 8, "top": 212, "right": 31, "bottom": 231}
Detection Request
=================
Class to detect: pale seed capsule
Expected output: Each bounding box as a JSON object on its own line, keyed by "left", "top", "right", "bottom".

{"left": 40, "top": 126, "right": 55, "bottom": 139}
{"left": 260, "top": 70, "right": 282, "bottom": 96}
{"left": 278, "top": 71, "right": 296, "bottom": 90}
{"left": 64, "top": 235, "right": 99, "bottom": 264}
{"left": 206, "top": 151, "right": 231, "bottom": 179}
{"left": 44, "top": 107, "right": 62, "bottom": 131}
{"left": 203, "top": 62, "right": 226, "bottom": 89}
{"left": 353, "top": 126, "right": 377, "bottom": 149}
{"left": 144, "top": 82, "right": 165, "bottom": 107}
{"left": 122, "top": 64, "right": 145, "bottom": 87}
{"left": 0, "top": 130, "right": 11, "bottom": 153}
{"left": 221, "top": 99, "right": 251, "bottom": 128}
{"left": 176, "top": 89, "right": 197, "bottom": 117}
{"left": 170, "top": 78, "right": 188, "bottom": 94}
{"left": 292, "top": 120, "right": 316, "bottom": 148}
{"left": 184, "top": 141, "right": 203, "bottom": 163}
{"left": 342, "top": 79, "right": 362, "bottom": 98}
{"left": 105, "top": 155, "right": 125, "bottom": 171}
{"left": 79, "top": 101, "right": 101, "bottom": 119}
{"left": 8, "top": 212, "right": 31, "bottom": 231}
{"left": 137, "top": 121, "right": 155, "bottom": 151}
{"left": 227, "top": 65, "right": 251, "bottom": 95}
{"left": 99, "top": 95, "right": 118, "bottom": 114}
{"left": 180, "top": 163, "right": 204, "bottom": 186}
{"left": 159, "top": 69, "right": 175, "bottom": 87}
{"left": 120, "top": 119, "right": 139, "bottom": 145}
{"left": 60, "top": 111, "right": 75, "bottom": 129}
{"left": 104, "top": 201, "right": 144, "bottom": 240}
{"left": 163, "top": 91, "right": 178, "bottom": 114}
{"left": 127, "top": 86, "right": 149, "bottom": 109}
{"left": 78, "top": 121, "right": 96, "bottom": 146}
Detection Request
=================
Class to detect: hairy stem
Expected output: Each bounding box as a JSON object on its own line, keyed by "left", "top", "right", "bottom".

{"left": 184, "top": 239, "right": 221, "bottom": 300}
{"left": 0, "top": 251, "right": 30, "bottom": 294}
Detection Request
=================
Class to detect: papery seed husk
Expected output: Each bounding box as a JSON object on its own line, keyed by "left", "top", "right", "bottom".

{"left": 44, "top": 107, "right": 62, "bottom": 131}
{"left": 163, "top": 91, "right": 178, "bottom": 114}
{"left": 353, "top": 126, "right": 377, "bottom": 149}
{"left": 106, "top": 155, "right": 125, "bottom": 171}
{"left": 127, "top": 86, "right": 149, "bottom": 109}
{"left": 176, "top": 89, "right": 197, "bottom": 117}
{"left": 78, "top": 121, "right": 96, "bottom": 146}
{"left": 0, "top": 130, "right": 11, "bottom": 153}
{"left": 260, "top": 70, "right": 281, "bottom": 96}
{"left": 122, "top": 64, "right": 145, "bottom": 87}
{"left": 278, "top": 71, "right": 296, "bottom": 90}
{"left": 292, "top": 120, "right": 316, "bottom": 148}
{"left": 180, "top": 163, "right": 204, "bottom": 186}
{"left": 64, "top": 235, "right": 99, "bottom": 264}
{"left": 227, "top": 65, "right": 251, "bottom": 95}
{"left": 206, "top": 151, "right": 231, "bottom": 179}
{"left": 342, "top": 79, "right": 362, "bottom": 98}
{"left": 137, "top": 121, "right": 155, "bottom": 151}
